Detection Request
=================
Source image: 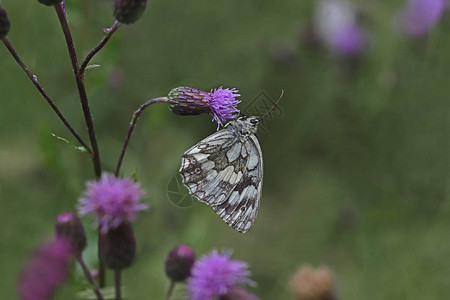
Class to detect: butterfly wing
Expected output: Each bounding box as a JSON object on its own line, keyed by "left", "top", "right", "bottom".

{"left": 179, "top": 128, "right": 251, "bottom": 206}
{"left": 213, "top": 134, "right": 263, "bottom": 233}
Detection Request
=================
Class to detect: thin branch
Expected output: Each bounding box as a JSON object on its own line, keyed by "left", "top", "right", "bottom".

{"left": 165, "top": 281, "right": 176, "bottom": 300}
{"left": 115, "top": 97, "right": 168, "bottom": 176}
{"left": 80, "top": 21, "right": 121, "bottom": 75}
{"left": 76, "top": 255, "right": 105, "bottom": 300}
{"left": 114, "top": 270, "right": 122, "bottom": 300}
{"left": 1, "top": 37, "right": 92, "bottom": 154}
{"left": 54, "top": 4, "right": 102, "bottom": 179}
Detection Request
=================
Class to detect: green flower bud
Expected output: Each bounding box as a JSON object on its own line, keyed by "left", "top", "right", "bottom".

{"left": 114, "top": 0, "right": 147, "bottom": 24}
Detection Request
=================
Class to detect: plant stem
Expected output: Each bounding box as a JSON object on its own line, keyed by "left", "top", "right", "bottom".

{"left": 54, "top": 3, "right": 102, "bottom": 179}
{"left": 114, "top": 97, "right": 168, "bottom": 176}
{"left": 80, "top": 21, "right": 121, "bottom": 75}
{"left": 165, "top": 281, "right": 176, "bottom": 300}
{"left": 76, "top": 255, "right": 105, "bottom": 300}
{"left": 54, "top": 3, "right": 105, "bottom": 287}
{"left": 1, "top": 37, "right": 92, "bottom": 154}
{"left": 114, "top": 270, "right": 122, "bottom": 300}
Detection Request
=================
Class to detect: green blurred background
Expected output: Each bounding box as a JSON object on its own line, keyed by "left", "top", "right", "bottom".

{"left": 2, "top": 0, "right": 450, "bottom": 299}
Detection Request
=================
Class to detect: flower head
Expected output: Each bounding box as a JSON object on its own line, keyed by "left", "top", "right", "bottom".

{"left": 398, "top": 0, "right": 447, "bottom": 37}
{"left": 168, "top": 86, "right": 240, "bottom": 129}
{"left": 315, "top": 0, "right": 366, "bottom": 55}
{"left": 78, "top": 173, "right": 147, "bottom": 233}
{"left": 209, "top": 87, "right": 241, "bottom": 127}
{"left": 289, "top": 265, "right": 336, "bottom": 300}
{"left": 18, "top": 239, "right": 73, "bottom": 300}
{"left": 188, "top": 250, "right": 253, "bottom": 300}
{"left": 165, "top": 244, "right": 196, "bottom": 282}
{"left": 55, "top": 212, "right": 87, "bottom": 255}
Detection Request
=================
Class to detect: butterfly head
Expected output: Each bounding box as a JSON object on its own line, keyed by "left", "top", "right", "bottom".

{"left": 227, "top": 115, "right": 259, "bottom": 135}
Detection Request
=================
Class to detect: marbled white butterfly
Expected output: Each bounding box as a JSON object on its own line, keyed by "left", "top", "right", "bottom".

{"left": 179, "top": 91, "right": 283, "bottom": 233}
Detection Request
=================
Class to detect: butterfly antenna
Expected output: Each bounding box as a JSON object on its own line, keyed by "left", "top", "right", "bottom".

{"left": 258, "top": 89, "right": 284, "bottom": 122}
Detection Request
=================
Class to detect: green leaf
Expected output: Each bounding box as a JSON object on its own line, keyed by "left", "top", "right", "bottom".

{"left": 85, "top": 64, "right": 101, "bottom": 71}
{"left": 51, "top": 133, "right": 90, "bottom": 155}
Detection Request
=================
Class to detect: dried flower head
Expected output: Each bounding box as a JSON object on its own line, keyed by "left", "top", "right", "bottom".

{"left": 0, "top": 7, "right": 10, "bottom": 39}
{"left": 99, "top": 222, "right": 136, "bottom": 270}
{"left": 165, "top": 244, "right": 196, "bottom": 282}
{"left": 114, "top": 0, "right": 147, "bottom": 24}
{"left": 168, "top": 86, "right": 240, "bottom": 129}
{"left": 289, "top": 265, "right": 336, "bottom": 300}
{"left": 55, "top": 212, "right": 87, "bottom": 255}
{"left": 188, "top": 250, "right": 253, "bottom": 300}
{"left": 18, "top": 239, "right": 73, "bottom": 300}
{"left": 397, "top": 0, "right": 447, "bottom": 37}
{"left": 78, "top": 173, "right": 147, "bottom": 233}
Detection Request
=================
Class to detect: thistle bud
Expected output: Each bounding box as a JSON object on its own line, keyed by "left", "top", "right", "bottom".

{"left": 0, "top": 7, "right": 10, "bottom": 39}
{"left": 114, "top": 0, "right": 147, "bottom": 24}
{"left": 99, "top": 223, "right": 136, "bottom": 271}
{"left": 168, "top": 87, "right": 213, "bottom": 116}
{"left": 55, "top": 212, "right": 87, "bottom": 255}
{"left": 168, "top": 86, "right": 240, "bottom": 128}
{"left": 37, "top": 0, "right": 63, "bottom": 6}
{"left": 165, "top": 245, "right": 196, "bottom": 282}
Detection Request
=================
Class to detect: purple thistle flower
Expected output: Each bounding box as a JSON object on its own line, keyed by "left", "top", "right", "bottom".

{"left": 188, "top": 250, "right": 253, "bottom": 300}
{"left": 315, "top": 0, "right": 366, "bottom": 55}
{"left": 209, "top": 87, "right": 241, "bottom": 128}
{"left": 167, "top": 86, "right": 240, "bottom": 129}
{"left": 78, "top": 173, "right": 147, "bottom": 233}
{"left": 398, "top": 0, "right": 447, "bottom": 37}
{"left": 18, "top": 239, "right": 73, "bottom": 300}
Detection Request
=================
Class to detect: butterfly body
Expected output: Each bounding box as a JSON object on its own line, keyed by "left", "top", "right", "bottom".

{"left": 179, "top": 116, "right": 263, "bottom": 233}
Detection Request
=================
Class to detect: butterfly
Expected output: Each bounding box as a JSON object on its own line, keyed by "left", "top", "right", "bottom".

{"left": 178, "top": 91, "right": 283, "bottom": 233}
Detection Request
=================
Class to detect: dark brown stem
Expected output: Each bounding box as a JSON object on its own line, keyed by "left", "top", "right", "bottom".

{"left": 54, "top": 3, "right": 102, "bottom": 179}
{"left": 80, "top": 21, "right": 121, "bottom": 75}
{"left": 165, "top": 281, "right": 176, "bottom": 300}
{"left": 76, "top": 255, "right": 105, "bottom": 300}
{"left": 114, "top": 97, "right": 168, "bottom": 176}
{"left": 1, "top": 37, "right": 92, "bottom": 154}
{"left": 114, "top": 270, "right": 122, "bottom": 300}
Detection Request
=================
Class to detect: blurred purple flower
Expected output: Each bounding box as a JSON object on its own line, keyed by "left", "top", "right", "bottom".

{"left": 315, "top": 0, "right": 366, "bottom": 55}
{"left": 188, "top": 250, "right": 253, "bottom": 300}
{"left": 18, "top": 239, "right": 72, "bottom": 300}
{"left": 398, "top": 0, "right": 447, "bottom": 37}
{"left": 78, "top": 173, "right": 147, "bottom": 233}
